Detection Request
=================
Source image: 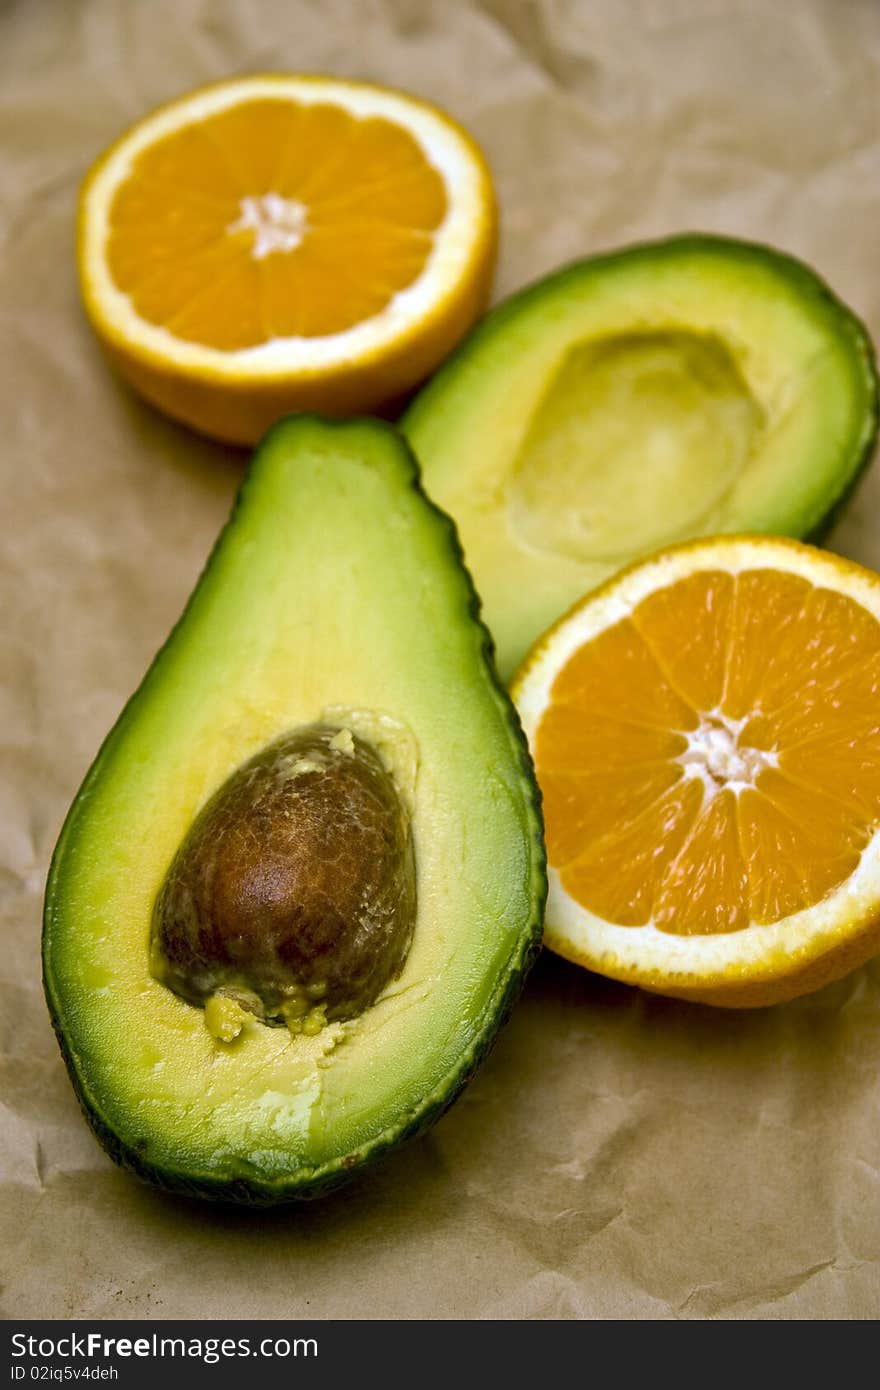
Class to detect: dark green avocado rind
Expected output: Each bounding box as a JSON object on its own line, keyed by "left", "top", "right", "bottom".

{"left": 43, "top": 414, "right": 547, "bottom": 1205}
{"left": 402, "top": 233, "right": 880, "bottom": 546}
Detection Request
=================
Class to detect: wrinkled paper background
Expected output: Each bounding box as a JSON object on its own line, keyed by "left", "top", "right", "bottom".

{"left": 3, "top": 0, "right": 880, "bottom": 1320}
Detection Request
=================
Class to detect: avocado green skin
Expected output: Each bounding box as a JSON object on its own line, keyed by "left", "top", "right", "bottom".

{"left": 403, "top": 232, "right": 879, "bottom": 553}
{"left": 43, "top": 415, "right": 547, "bottom": 1205}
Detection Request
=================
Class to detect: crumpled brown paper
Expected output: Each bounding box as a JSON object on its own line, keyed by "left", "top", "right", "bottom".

{"left": 3, "top": 0, "right": 880, "bottom": 1320}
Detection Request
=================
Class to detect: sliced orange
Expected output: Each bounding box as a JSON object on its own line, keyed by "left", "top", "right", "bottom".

{"left": 513, "top": 536, "right": 880, "bottom": 1007}
{"left": 78, "top": 75, "right": 496, "bottom": 443}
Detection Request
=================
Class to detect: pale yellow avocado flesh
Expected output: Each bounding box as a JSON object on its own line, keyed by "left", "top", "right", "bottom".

{"left": 403, "top": 236, "right": 879, "bottom": 679}
{"left": 44, "top": 418, "right": 544, "bottom": 1195}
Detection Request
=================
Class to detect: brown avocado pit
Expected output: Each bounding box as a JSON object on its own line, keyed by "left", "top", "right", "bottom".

{"left": 151, "top": 723, "right": 416, "bottom": 1032}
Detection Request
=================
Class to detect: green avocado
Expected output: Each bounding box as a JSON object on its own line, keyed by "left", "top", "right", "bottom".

{"left": 43, "top": 416, "right": 546, "bottom": 1203}
{"left": 403, "top": 234, "right": 879, "bottom": 680}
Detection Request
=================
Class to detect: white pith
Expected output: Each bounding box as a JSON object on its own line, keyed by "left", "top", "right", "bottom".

{"left": 82, "top": 76, "right": 489, "bottom": 375}
{"left": 227, "top": 193, "right": 309, "bottom": 259}
{"left": 678, "top": 709, "right": 778, "bottom": 800}
{"left": 514, "top": 537, "right": 880, "bottom": 980}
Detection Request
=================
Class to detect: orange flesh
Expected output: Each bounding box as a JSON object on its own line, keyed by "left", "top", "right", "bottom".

{"left": 106, "top": 99, "right": 447, "bottom": 349}
{"left": 536, "top": 569, "right": 880, "bottom": 933}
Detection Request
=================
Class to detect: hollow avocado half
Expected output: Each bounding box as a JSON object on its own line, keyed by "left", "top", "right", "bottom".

{"left": 403, "top": 234, "right": 879, "bottom": 680}
{"left": 43, "top": 416, "right": 546, "bottom": 1203}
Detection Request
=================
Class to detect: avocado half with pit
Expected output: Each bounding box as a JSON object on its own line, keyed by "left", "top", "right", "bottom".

{"left": 403, "top": 234, "right": 879, "bottom": 680}
{"left": 43, "top": 416, "right": 546, "bottom": 1203}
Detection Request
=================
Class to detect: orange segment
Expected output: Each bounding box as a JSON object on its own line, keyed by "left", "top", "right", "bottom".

{"left": 197, "top": 98, "right": 309, "bottom": 191}
{"left": 535, "top": 707, "right": 687, "bottom": 772}
{"left": 164, "top": 256, "right": 265, "bottom": 352}
{"left": 255, "top": 244, "right": 390, "bottom": 341}
{"left": 736, "top": 785, "right": 860, "bottom": 923}
{"left": 780, "top": 728, "right": 880, "bottom": 823}
{"left": 513, "top": 537, "right": 880, "bottom": 1007}
{"left": 125, "top": 121, "right": 243, "bottom": 200}
{"left": 654, "top": 789, "right": 750, "bottom": 935}
{"left": 721, "top": 568, "right": 811, "bottom": 719}
{"left": 541, "top": 762, "right": 683, "bottom": 868}
{"left": 562, "top": 777, "right": 703, "bottom": 926}
{"left": 632, "top": 569, "right": 734, "bottom": 711}
{"left": 550, "top": 618, "right": 698, "bottom": 730}
{"left": 756, "top": 766, "right": 870, "bottom": 854}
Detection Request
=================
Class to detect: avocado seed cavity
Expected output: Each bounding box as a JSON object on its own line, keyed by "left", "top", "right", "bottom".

{"left": 151, "top": 724, "right": 416, "bottom": 1039}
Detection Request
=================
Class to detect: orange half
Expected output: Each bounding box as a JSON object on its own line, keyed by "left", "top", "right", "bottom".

{"left": 513, "top": 536, "right": 880, "bottom": 1006}
{"left": 78, "top": 76, "right": 496, "bottom": 443}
